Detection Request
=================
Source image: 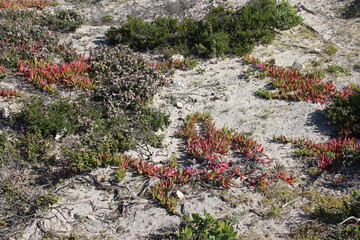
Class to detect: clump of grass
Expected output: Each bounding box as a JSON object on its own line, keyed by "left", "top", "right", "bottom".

{"left": 325, "top": 44, "right": 338, "bottom": 56}
{"left": 101, "top": 14, "right": 113, "bottom": 23}
{"left": 327, "top": 64, "right": 350, "bottom": 76}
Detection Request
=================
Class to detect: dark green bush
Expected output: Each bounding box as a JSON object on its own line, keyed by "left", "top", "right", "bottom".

{"left": 20, "top": 129, "right": 55, "bottom": 164}
{"left": 41, "top": 9, "right": 84, "bottom": 32}
{"left": 326, "top": 87, "right": 360, "bottom": 138}
{"left": 18, "top": 96, "right": 104, "bottom": 139}
{"left": 106, "top": 0, "right": 303, "bottom": 58}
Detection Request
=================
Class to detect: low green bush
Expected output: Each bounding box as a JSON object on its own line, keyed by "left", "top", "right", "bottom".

{"left": 106, "top": 0, "right": 303, "bottom": 58}
{"left": 41, "top": 9, "right": 84, "bottom": 32}
{"left": 20, "top": 129, "right": 55, "bottom": 164}
{"left": 18, "top": 96, "right": 103, "bottom": 139}
{"left": 176, "top": 210, "right": 238, "bottom": 240}
{"left": 326, "top": 87, "right": 360, "bottom": 138}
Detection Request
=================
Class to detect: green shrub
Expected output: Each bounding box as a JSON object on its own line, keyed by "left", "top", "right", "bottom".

{"left": 176, "top": 210, "right": 238, "bottom": 240}
{"left": 20, "top": 129, "right": 55, "bottom": 164}
{"left": 272, "top": 0, "right": 304, "bottom": 30}
{"left": 18, "top": 96, "right": 103, "bottom": 139}
{"left": 61, "top": 133, "right": 133, "bottom": 172}
{"left": 326, "top": 87, "right": 360, "bottom": 138}
{"left": 105, "top": 0, "right": 303, "bottom": 58}
{"left": 41, "top": 9, "right": 84, "bottom": 32}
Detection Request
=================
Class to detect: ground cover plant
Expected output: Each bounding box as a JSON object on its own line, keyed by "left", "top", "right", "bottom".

{"left": 244, "top": 55, "right": 350, "bottom": 103}
{"left": 176, "top": 210, "right": 238, "bottom": 239}
{"left": 244, "top": 54, "right": 360, "bottom": 238}
{"left": 0, "top": 0, "right": 51, "bottom": 10}
{"left": 112, "top": 113, "right": 296, "bottom": 213}
{"left": 293, "top": 189, "right": 360, "bottom": 239}
{"left": 106, "top": 0, "right": 303, "bottom": 58}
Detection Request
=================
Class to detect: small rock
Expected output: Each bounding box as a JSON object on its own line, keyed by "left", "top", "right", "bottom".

{"left": 171, "top": 54, "right": 185, "bottom": 62}
{"left": 209, "top": 58, "right": 218, "bottom": 64}
{"left": 292, "top": 60, "right": 304, "bottom": 70}
{"left": 172, "top": 79, "right": 187, "bottom": 87}
{"left": 175, "top": 190, "right": 185, "bottom": 200}
{"left": 9, "top": 103, "right": 22, "bottom": 114}
{"left": 55, "top": 133, "right": 62, "bottom": 141}
{"left": 2, "top": 107, "right": 10, "bottom": 119}
{"left": 176, "top": 102, "right": 183, "bottom": 109}
{"left": 96, "top": 172, "right": 109, "bottom": 183}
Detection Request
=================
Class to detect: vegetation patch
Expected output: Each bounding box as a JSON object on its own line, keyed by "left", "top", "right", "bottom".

{"left": 41, "top": 9, "right": 84, "bottom": 32}
{"left": 292, "top": 189, "right": 360, "bottom": 239}
{"left": 106, "top": 0, "right": 303, "bottom": 58}
{"left": 176, "top": 210, "right": 238, "bottom": 239}
{"left": 326, "top": 86, "right": 360, "bottom": 138}
{"left": 273, "top": 135, "right": 360, "bottom": 170}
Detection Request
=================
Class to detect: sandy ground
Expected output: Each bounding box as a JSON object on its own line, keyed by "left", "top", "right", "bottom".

{"left": 3, "top": 0, "right": 360, "bottom": 239}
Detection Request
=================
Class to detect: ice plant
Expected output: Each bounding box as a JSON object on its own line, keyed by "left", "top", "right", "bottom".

{"left": 273, "top": 135, "right": 360, "bottom": 170}
{"left": 0, "top": 0, "right": 50, "bottom": 10}
{"left": 244, "top": 55, "right": 349, "bottom": 103}
{"left": 276, "top": 170, "right": 296, "bottom": 185}
{"left": 0, "top": 87, "right": 21, "bottom": 98}
{"left": 17, "top": 57, "right": 95, "bottom": 93}
{"left": 0, "top": 64, "right": 6, "bottom": 79}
